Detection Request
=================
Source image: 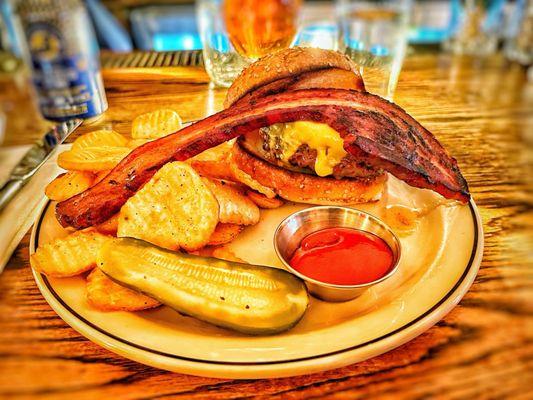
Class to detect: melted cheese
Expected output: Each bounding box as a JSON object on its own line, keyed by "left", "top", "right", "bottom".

{"left": 266, "top": 121, "right": 347, "bottom": 177}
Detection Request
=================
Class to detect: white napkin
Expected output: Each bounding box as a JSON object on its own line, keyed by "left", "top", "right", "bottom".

{"left": 0, "top": 144, "right": 65, "bottom": 271}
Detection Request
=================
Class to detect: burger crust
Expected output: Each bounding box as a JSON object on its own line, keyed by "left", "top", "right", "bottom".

{"left": 224, "top": 48, "right": 361, "bottom": 108}
{"left": 232, "top": 143, "right": 386, "bottom": 205}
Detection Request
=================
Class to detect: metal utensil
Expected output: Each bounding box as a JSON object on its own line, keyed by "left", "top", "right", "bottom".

{"left": 274, "top": 206, "right": 401, "bottom": 302}
{"left": 0, "top": 119, "right": 82, "bottom": 212}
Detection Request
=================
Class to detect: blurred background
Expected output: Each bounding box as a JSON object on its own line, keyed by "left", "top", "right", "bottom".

{"left": 0, "top": 0, "right": 531, "bottom": 143}
{"left": 2, "top": 0, "right": 529, "bottom": 54}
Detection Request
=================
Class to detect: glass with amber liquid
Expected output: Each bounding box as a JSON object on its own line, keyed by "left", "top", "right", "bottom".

{"left": 224, "top": 0, "right": 301, "bottom": 59}
{"left": 197, "top": 0, "right": 301, "bottom": 87}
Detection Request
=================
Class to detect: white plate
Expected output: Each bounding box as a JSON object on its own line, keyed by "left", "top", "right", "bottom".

{"left": 30, "top": 177, "right": 483, "bottom": 379}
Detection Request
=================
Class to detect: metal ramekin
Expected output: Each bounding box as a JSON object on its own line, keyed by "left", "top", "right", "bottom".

{"left": 274, "top": 206, "right": 401, "bottom": 302}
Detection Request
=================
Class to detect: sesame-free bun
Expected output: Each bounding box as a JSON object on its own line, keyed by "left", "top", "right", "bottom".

{"left": 224, "top": 47, "right": 364, "bottom": 108}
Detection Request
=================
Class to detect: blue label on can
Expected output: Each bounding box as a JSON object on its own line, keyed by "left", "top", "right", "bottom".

{"left": 27, "top": 22, "right": 107, "bottom": 121}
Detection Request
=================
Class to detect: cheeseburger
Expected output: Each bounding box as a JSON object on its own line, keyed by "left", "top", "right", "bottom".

{"left": 56, "top": 47, "right": 470, "bottom": 230}
{"left": 226, "top": 47, "right": 386, "bottom": 205}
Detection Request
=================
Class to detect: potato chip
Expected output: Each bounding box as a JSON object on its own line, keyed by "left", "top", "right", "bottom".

{"left": 86, "top": 268, "right": 160, "bottom": 312}
{"left": 31, "top": 230, "right": 109, "bottom": 277}
{"left": 45, "top": 171, "right": 95, "bottom": 201}
{"left": 211, "top": 247, "right": 246, "bottom": 263}
{"left": 96, "top": 214, "right": 119, "bottom": 236}
{"left": 228, "top": 157, "right": 277, "bottom": 198}
{"left": 246, "top": 190, "right": 285, "bottom": 209}
{"left": 208, "top": 223, "right": 245, "bottom": 246}
{"left": 189, "top": 159, "right": 235, "bottom": 181}
{"left": 190, "top": 141, "right": 234, "bottom": 163}
{"left": 203, "top": 178, "right": 260, "bottom": 226}
{"left": 57, "top": 146, "right": 131, "bottom": 171}
{"left": 127, "top": 138, "right": 152, "bottom": 149}
{"left": 72, "top": 130, "right": 128, "bottom": 150}
{"left": 118, "top": 162, "right": 219, "bottom": 251}
{"left": 188, "top": 142, "right": 234, "bottom": 180}
{"left": 131, "top": 109, "right": 182, "bottom": 139}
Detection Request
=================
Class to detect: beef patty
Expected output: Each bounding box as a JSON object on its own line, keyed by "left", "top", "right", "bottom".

{"left": 239, "top": 128, "right": 383, "bottom": 180}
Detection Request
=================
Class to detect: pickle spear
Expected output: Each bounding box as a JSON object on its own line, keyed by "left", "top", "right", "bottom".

{"left": 97, "top": 238, "right": 309, "bottom": 334}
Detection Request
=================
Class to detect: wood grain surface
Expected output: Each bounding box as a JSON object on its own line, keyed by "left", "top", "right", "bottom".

{"left": 0, "top": 53, "right": 532, "bottom": 399}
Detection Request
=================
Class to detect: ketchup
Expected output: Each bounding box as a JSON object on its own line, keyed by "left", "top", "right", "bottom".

{"left": 289, "top": 228, "right": 394, "bottom": 285}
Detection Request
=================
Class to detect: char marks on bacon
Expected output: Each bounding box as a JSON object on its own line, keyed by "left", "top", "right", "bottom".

{"left": 56, "top": 89, "right": 470, "bottom": 229}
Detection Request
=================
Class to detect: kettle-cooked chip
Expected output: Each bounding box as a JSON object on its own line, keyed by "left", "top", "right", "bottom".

{"left": 57, "top": 146, "right": 131, "bottom": 171}
{"left": 211, "top": 247, "right": 246, "bottom": 263}
{"left": 96, "top": 213, "right": 119, "bottom": 236}
{"left": 131, "top": 109, "right": 182, "bottom": 139}
{"left": 208, "top": 223, "right": 245, "bottom": 246}
{"left": 246, "top": 190, "right": 285, "bottom": 209}
{"left": 72, "top": 130, "right": 128, "bottom": 150}
{"left": 127, "top": 138, "right": 153, "bottom": 149}
{"left": 190, "top": 141, "right": 234, "bottom": 163}
{"left": 86, "top": 268, "right": 160, "bottom": 311}
{"left": 189, "top": 158, "right": 235, "bottom": 181}
{"left": 117, "top": 162, "right": 219, "bottom": 251}
{"left": 203, "top": 178, "right": 260, "bottom": 226}
{"left": 31, "top": 230, "right": 110, "bottom": 277}
{"left": 188, "top": 142, "right": 235, "bottom": 180}
{"left": 45, "top": 171, "right": 95, "bottom": 201}
{"left": 228, "top": 157, "right": 277, "bottom": 198}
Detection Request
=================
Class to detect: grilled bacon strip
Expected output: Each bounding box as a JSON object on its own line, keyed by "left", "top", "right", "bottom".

{"left": 56, "top": 89, "right": 469, "bottom": 229}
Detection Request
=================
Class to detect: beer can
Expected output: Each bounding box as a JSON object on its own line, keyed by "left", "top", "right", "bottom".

{"left": 15, "top": 0, "right": 108, "bottom": 121}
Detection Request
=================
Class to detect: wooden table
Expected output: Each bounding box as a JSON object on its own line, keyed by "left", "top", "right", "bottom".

{"left": 1, "top": 53, "right": 532, "bottom": 399}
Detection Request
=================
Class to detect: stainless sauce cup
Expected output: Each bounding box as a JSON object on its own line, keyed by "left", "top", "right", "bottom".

{"left": 274, "top": 206, "right": 401, "bottom": 302}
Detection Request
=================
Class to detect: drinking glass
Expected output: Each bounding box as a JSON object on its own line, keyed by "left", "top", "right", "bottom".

{"left": 444, "top": 0, "right": 506, "bottom": 56}
{"left": 295, "top": 22, "right": 339, "bottom": 50}
{"left": 196, "top": 0, "right": 301, "bottom": 87}
{"left": 336, "top": 0, "right": 412, "bottom": 100}
{"left": 294, "top": 3, "right": 338, "bottom": 50}
{"left": 196, "top": 0, "right": 249, "bottom": 87}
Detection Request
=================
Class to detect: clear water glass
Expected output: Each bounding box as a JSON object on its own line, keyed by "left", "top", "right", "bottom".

{"left": 294, "top": 3, "right": 339, "bottom": 50}
{"left": 196, "top": 0, "right": 250, "bottom": 87}
{"left": 336, "top": 0, "right": 411, "bottom": 100}
{"left": 295, "top": 22, "right": 339, "bottom": 50}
